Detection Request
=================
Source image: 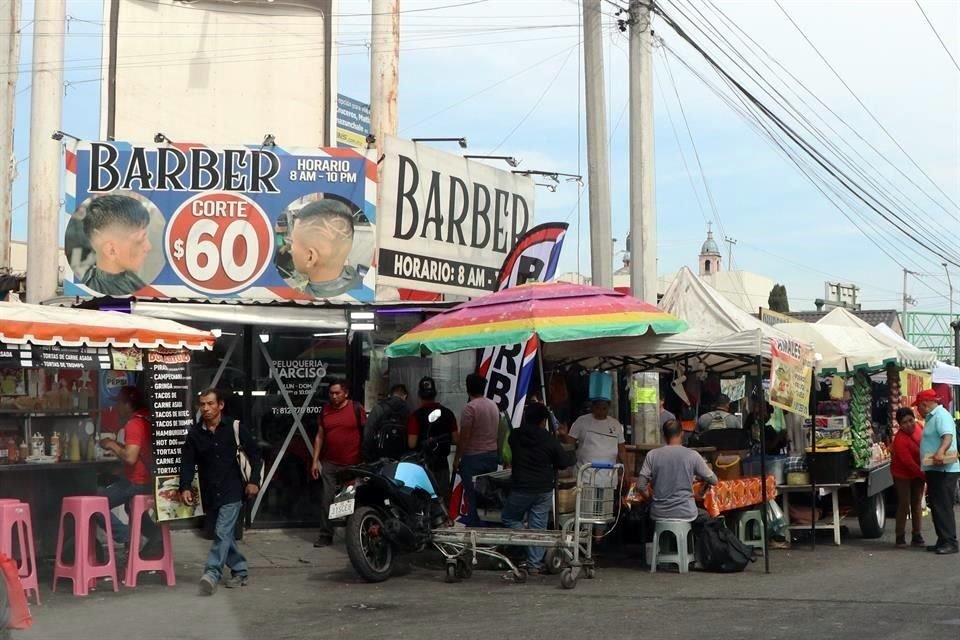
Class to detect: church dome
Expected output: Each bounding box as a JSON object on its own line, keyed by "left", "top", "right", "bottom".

{"left": 700, "top": 230, "right": 720, "bottom": 255}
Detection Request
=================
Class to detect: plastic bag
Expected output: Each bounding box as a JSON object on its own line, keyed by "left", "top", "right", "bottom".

{"left": 0, "top": 553, "right": 31, "bottom": 630}
{"left": 766, "top": 499, "right": 787, "bottom": 537}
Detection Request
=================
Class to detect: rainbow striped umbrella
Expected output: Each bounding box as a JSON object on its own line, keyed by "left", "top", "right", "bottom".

{"left": 386, "top": 281, "right": 688, "bottom": 357}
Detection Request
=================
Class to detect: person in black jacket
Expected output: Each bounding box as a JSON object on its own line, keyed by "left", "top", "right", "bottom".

{"left": 179, "top": 389, "right": 262, "bottom": 596}
{"left": 502, "top": 402, "right": 576, "bottom": 577}
{"left": 362, "top": 384, "right": 410, "bottom": 462}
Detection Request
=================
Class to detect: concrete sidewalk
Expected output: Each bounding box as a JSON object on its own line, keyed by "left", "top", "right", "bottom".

{"left": 17, "top": 517, "right": 960, "bottom": 640}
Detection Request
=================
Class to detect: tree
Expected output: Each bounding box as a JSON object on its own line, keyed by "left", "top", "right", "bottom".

{"left": 768, "top": 284, "right": 790, "bottom": 312}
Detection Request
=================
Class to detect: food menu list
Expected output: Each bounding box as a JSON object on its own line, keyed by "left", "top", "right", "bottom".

{"left": 143, "top": 348, "right": 194, "bottom": 476}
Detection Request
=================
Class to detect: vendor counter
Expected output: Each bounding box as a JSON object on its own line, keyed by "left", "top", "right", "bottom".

{"left": 625, "top": 474, "right": 777, "bottom": 518}
{"left": 1, "top": 459, "right": 123, "bottom": 557}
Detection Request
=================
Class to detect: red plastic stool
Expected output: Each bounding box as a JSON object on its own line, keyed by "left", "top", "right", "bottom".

{"left": 124, "top": 495, "right": 176, "bottom": 588}
{"left": 52, "top": 496, "right": 119, "bottom": 596}
{"left": 0, "top": 502, "right": 39, "bottom": 604}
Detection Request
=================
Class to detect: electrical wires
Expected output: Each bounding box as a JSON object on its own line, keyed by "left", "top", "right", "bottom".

{"left": 913, "top": 0, "right": 960, "bottom": 73}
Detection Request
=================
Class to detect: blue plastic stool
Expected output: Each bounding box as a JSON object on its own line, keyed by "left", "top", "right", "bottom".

{"left": 650, "top": 519, "right": 695, "bottom": 574}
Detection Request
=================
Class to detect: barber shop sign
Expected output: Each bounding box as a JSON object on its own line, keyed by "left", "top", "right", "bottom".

{"left": 63, "top": 141, "right": 377, "bottom": 302}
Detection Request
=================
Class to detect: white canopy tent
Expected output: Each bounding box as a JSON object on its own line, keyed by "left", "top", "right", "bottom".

{"left": 817, "top": 308, "right": 937, "bottom": 370}
{"left": 547, "top": 267, "right": 811, "bottom": 375}
{"left": 873, "top": 322, "right": 960, "bottom": 384}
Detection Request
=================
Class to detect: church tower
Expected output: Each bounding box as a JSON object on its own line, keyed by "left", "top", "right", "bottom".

{"left": 699, "top": 224, "right": 722, "bottom": 276}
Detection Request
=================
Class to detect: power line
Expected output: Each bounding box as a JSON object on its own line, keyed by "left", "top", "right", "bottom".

{"left": 914, "top": 0, "right": 960, "bottom": 73}
{"left": 693, "top": 0, "right": 960, "bottom": 228}
{"left": 654, "top": 5, "right": 960, "bottom": 268}
{"left": 773, "top": 0, "right": 960, "bottom": 212}
{"left": 487, "top": 43, "right": 579, "bottom": 154}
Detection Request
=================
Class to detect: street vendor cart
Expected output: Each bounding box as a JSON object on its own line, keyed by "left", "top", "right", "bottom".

{"left": 0, "top": 301, "right": 214, "bottom": 556}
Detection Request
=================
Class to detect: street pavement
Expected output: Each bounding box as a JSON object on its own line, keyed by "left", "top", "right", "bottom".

{"left": 18, "top": 513, "right": 960, "bottom": 640}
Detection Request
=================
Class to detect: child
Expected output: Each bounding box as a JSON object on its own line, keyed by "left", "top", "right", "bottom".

{"left": 891, "top": 407, "right": 925, "bottom": 548}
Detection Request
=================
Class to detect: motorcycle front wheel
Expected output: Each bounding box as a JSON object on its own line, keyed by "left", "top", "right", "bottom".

{"left": 345, "top": 506, "right": 395, "bottom": 583}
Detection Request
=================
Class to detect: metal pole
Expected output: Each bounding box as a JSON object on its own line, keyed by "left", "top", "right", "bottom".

{"left": 370, "top": 0, "right": 399, "bottom": 159}
{"left": 944, "top": 263, "right": 953, "bottom": 321}
{"left": 628, "top": 0, "right": 655, "bottom": 302}
{"left": 583, "top": 0, "right": 613, "bottom": 288}
{"left": 756, "top": 356, "right": 769, "bottom": 573}
{"left": 25, "top": 0, "right": 64, "bottom": 303}
{"left": 0, "top": 0, "right": 20, "bottom": 269}
{"left": 810, "top": 372, "right": 818, "bottom": 550}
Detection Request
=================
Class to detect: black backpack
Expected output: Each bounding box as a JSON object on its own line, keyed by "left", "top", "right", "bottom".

{"left": 374, "top": 402, "right": 409, "bottom": 461}
{"left": 693, "top": 517, "right": 754, "bottom": 573}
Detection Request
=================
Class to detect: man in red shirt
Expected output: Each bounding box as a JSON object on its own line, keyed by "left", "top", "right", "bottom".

{"left": 891, "top": 407, "right": 925, "bottom": 548}
{"left": 310, "top": 380, "right": 366, "bottom": 547}
{"left": 99, "top": 386, "right": 160, "bottom": 549}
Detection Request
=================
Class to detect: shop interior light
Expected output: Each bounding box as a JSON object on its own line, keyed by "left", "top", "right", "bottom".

{"left": 350, "top": 311, "right": 375, "bottom": 321}
{"left": 351, "top": 323, "right": 376, "bottom": 332}
{"left": 211, "top": 328, "right": 223, "bottom": 338}
{"left": 259, "top": 333, "right": 270, "bottom": 343}
{"left": 251, "top": 390, "right": 268, "bottom": 397}
{"left": 313, "top": 331, "right": 347, "bottom": 337}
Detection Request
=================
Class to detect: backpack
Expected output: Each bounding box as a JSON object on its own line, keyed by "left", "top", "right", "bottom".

{"left": 693, "top": 517, "right": 754, "bottom": 573}
{"left": 373, "top": 401, "right": 409, "bottom": 461}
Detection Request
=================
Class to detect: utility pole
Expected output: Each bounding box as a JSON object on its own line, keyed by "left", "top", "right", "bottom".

{"left": 25, "top": 0, "right": 64, "bottom": 303}
{"left": 583, "top": 0, "right": 613, "bottom": 288}
{"left": 943, "top": 263, "right": 953, "bottom": 320}
{"left": 0, "top": 0, "right": 20, "bottom": 269}
{"left": 627, "top": 0, "right": 655, "bottom": 301}
{"left": 370, "top": 0, "right": 399, "bottom": 159}
{"left": 724, "top": 235, "right": 737, "bottom": 270}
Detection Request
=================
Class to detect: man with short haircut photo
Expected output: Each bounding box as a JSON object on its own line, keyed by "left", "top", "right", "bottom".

{"left": 288, "top": 199, "right": 361, "bottom": 299}
{"left": 81, "top": 194, "right": 152, "bottom": 295}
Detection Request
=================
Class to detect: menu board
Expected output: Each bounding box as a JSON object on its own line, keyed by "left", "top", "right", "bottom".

{"left": 144, "top": 348, "right": 202, "bottom": 521}
{"left": 32, "top": 345, "right": 110, "bottom": 369}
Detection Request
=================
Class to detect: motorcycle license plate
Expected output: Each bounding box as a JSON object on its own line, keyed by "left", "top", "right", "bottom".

{"left": 329, "top": 498, "right": 355, "bottom": 519}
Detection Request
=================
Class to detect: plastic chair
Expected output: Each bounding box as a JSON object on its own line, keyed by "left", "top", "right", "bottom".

{"left": 124, "top": 495, "right": 176, "bottom": 588}
{"left": 650, "top": 519, "right": 695, "bottom": 574}
{"left": 732, "top": 509, "right": 765, "bottom": 555}
{"left": 0, "top": 501, "right": 39, "bottom": 604}
{"left": 52, "top": 496, "right": 119, "bottom": 596}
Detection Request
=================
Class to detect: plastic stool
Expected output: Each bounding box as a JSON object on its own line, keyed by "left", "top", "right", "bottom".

{"left": 124, "top": 495, "right": 176, "bottom": 588}
{"left": 650, "top": 519, "right": 695, "bottom": 574}
{"left": 733, "top": 510, "right": 765, "bottom": 555}
{"left": 52, "top": 496, "right": 119, "bottom": 596}
{"left": 0, "top": 502, "right": 39, "bottom": 604}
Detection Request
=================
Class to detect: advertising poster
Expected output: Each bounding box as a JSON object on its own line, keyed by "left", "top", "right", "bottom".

{"left": 144, "top": 348, "right": 202, "bottom": 522}
{"left": 769, "top": 337, "right": 815, "bottom": 417}
{"left": 378, "top": 135, "right": 536, "bottom": 297}
{"left": 720, "top": 377, "right": 746, "bottom": 403}
{"left": 64, "top": 141, "right": 377, "bottom": 302}
{"left": 336, "top": 94, "right": 371, "bottom": 149}
{"left": 478, "top": 223, "right": 567, "bottom": 427}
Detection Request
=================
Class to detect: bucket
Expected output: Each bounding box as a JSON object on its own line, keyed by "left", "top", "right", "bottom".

{"left": 804, "top": 447, "right": 851, "bottom": 484}
{"left": 589, "top": 371, "right": 613, "bottom": 401}
{"left": 715, "top": 454, "right": 742, "bottom": 481}
{"left": 742, "top": 455, "right": 786, "bottom": 483}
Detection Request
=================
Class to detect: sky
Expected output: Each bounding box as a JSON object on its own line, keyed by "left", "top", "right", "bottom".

{"left": 9, "top": 0, "right": 960, "bottom": 313}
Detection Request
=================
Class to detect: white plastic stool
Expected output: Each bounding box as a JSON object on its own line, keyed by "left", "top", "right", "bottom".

{"left": 732, "top": 510, "right": 765, "bottom": 556}
{"left": 650, "top": 519, "right": 695, "bottom": 574}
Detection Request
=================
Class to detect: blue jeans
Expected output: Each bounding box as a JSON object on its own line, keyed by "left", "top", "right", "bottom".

{"left": 502, "top": 490, "right": 553, "bottom": 570}
{"left": 460, "top": 451, "right": 499, "bottom": 526}
{"left": 100, "top": 478, "right": 156, "bottom": 545}
{"left": 204, "top": 502, "right": 248, "bottom": 583}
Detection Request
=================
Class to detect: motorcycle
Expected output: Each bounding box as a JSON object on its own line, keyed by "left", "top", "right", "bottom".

{"left": 328, "top": 412, "right": 450, "bottom": 583}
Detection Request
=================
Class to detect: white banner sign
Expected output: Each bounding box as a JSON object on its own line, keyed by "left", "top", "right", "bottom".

{"left": 377, "top": 135, "right": 536, "bottom": 297}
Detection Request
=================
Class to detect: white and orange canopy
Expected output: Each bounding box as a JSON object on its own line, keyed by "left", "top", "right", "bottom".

{"left": 0, "top": 302, "right": 214, "bottom": 351}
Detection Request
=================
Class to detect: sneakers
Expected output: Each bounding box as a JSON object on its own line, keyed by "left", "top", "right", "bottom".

{"left": 895, "top": 535, "right": 907, "bottom": 548}
{"left": 936, "top": 544, "right": 959, "bottom": 555}
{"left": 313, "top": 536, "right": 333, "bottom": 548}
{"left": 911, "top": 534, "right": 925, "bottom": 548}
{"left": 198, "top": 574, "right": 218, "bottom": 596}
{"left": 224, "top": 575, "right": 249, "bottom": 589}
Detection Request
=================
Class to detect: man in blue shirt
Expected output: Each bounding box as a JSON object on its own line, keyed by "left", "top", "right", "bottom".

{"left": 915, "top": 388, "right": 960, "bottom": 555}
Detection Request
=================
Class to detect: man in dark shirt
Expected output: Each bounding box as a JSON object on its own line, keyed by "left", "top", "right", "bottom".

{"left": 502, "top": 402, "right": 576, "bottom": 578}
{"left": 407, "top": 376, "right": 458, "bottom": 501}
{"left": 179, "top": 389, "right": 262, "bottom": 596}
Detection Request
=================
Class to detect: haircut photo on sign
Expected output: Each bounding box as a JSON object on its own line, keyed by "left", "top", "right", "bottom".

{"left": 275, "top": 193, "right": 373, "bottom": 300}
{"left": 64, "top": 192, "right": 166, "bottom": 296}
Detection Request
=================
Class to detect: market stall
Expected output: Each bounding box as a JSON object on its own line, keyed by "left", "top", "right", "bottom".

{"left": 0, "top": 301, "right": 214, "bottom": 556}
{"left": 773, "top": 312, "right": 937, "bottom": 545}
